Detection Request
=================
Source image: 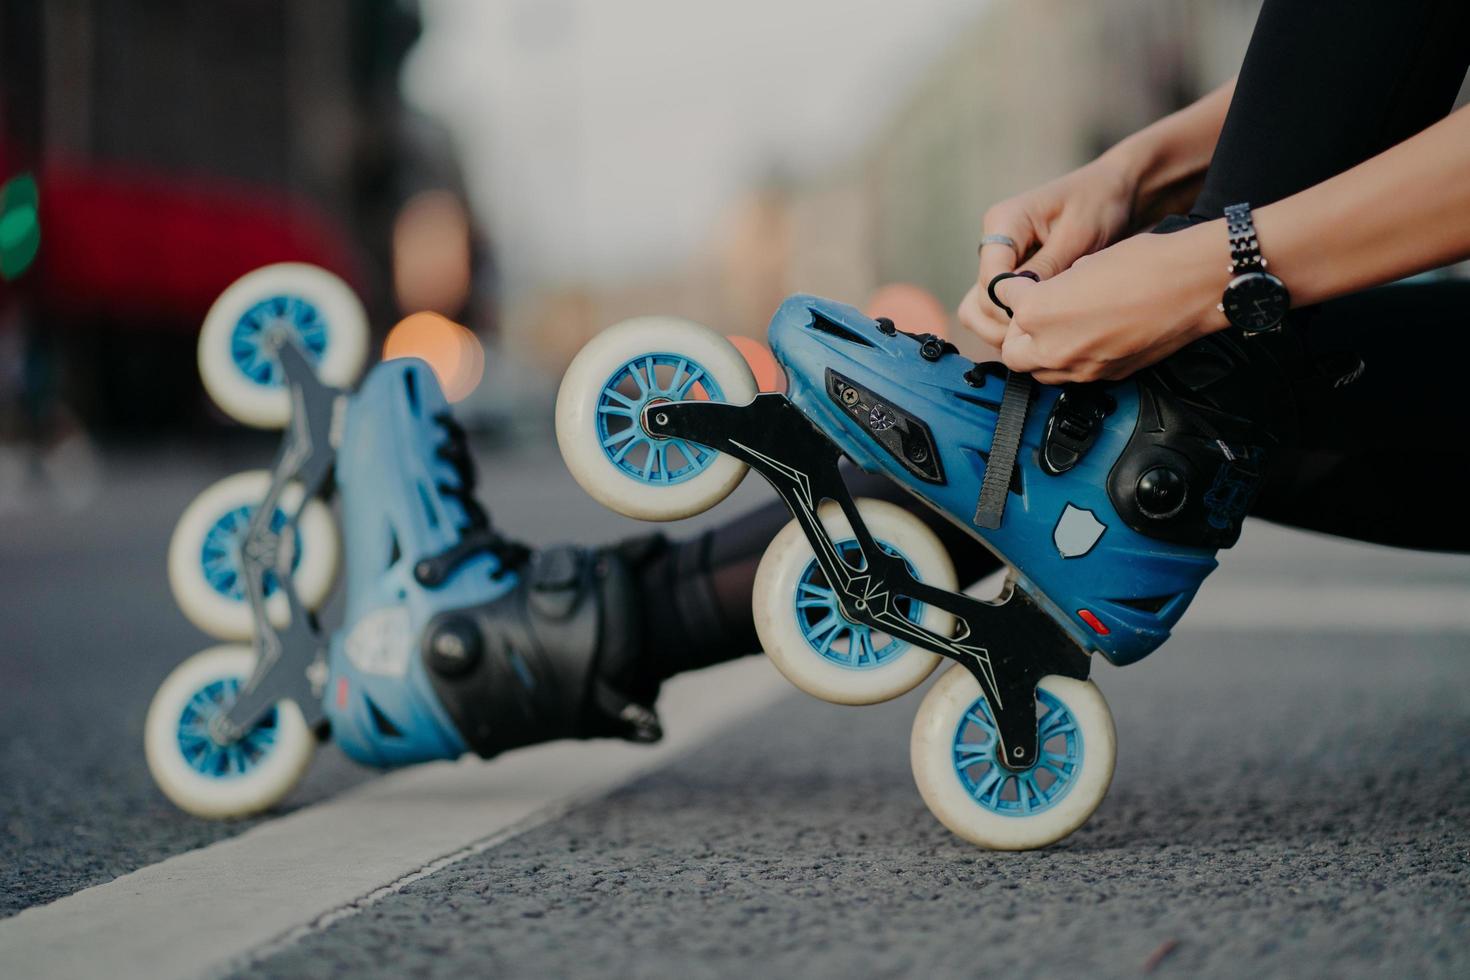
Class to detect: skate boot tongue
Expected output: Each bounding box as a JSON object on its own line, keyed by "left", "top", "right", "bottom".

{"left": 413, "top": 411, "right": 532, "bottom": 587}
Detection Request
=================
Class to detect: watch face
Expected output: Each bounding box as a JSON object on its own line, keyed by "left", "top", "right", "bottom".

{"left": 1223, "top": 272, "right": 1290, "bottom": 333}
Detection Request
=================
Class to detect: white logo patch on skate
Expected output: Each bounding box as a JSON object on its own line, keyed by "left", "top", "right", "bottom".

{"left": 1054, "top": 504, "right": 1105, "bottom": 558}
{"left": 344, "top": 605, "right": 414, "bottom": 677}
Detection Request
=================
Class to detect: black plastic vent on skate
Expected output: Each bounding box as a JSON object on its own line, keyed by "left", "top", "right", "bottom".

{"left": 805, "top": 311, "right": 876, "bottom": 348}
{"left": 387, "top": 529, "right": 401, "bottom": 568}
{"left": 404, "top": 368, "right": 420, "bottom": 415}
{"left": 1112, "top": 594, "right": 1176, "bottom": 614}
{"left": 366, "top": 698, "right": 403, "bottom": 738}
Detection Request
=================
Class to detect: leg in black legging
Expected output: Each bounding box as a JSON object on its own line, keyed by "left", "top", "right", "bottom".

{"left": 635, "top": 466, "right": 1001, "bottom": 686}
{"left": 1248, "top": 281, "right": 1470, "bottom": 552}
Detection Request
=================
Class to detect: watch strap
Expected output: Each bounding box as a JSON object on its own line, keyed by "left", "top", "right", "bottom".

{"left": 1224, "top": 202, "right": 1264, "bottom": 274}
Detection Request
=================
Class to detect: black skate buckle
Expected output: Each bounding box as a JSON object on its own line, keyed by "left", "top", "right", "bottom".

{"left": 1039, "top": 385, "right": 1115, "bottom": 475}
{"left": 415, "top": 527, "right": 525, "bottom": 587}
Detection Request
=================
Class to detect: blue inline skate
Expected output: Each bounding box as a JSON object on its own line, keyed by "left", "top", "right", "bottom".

{"left": 147, "top": 265, "right": 658, "bottom": 818}
{"left": 555, "top": 296, "right": 1277, "bottom": 849}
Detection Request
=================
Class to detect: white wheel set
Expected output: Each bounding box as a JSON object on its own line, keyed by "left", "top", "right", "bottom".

{"left": 150, "top": 265, "right": 368, "bottom": 818}
{"left": 556, "top": 317, "right": 1116, "bottom": 849}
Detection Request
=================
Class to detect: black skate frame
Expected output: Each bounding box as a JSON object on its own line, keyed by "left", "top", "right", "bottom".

{"left": 214, "top": 337, "right": 341, "bottom": 743}
{"left": 646, "top": 395, "right": 1091, "bottom": 772}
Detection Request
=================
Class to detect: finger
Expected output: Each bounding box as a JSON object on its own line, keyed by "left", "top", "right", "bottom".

{"left": 1019, "top": 225, "right": 1094, "bottom": 280}
{"left": 1032, "top": 363, "right": 1100, "bottom": 384}
{"left": 998, "top": 325, "right": 1043, "bottom": 374}
{"left": 977, "top": 207, "right": 1033, "bottom": 300}
{"left": 958, "top": 284, "right": 1007, "bottom": 348}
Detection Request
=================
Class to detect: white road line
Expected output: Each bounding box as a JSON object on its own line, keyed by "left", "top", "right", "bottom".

{"left": 0, "top": 657, "right": 791, "bottom": 980}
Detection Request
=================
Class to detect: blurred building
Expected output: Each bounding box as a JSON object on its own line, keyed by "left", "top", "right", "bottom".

{"left": 862, "top": 0, "right": 1263, "bottom": 356}
{"left": 0, "top": 0, "right": 487, "bottom": 436}
{"left": 514, "top": 0, "right": 1265, "bottom": 366}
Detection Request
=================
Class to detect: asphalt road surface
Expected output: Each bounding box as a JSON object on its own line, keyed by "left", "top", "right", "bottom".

{"left": 2, "top": 439, "right": 1468, "bottom": 978}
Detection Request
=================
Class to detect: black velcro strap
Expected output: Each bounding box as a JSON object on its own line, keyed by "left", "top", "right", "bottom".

{"left": 973, "top": 371, "right": 1033, "bottom": 530}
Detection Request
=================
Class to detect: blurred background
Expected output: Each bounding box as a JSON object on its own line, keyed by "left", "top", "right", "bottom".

{"left": 5, "top": 0, "right": 1469, "bottom": 485}
{"left": 0, "top": 0, "right": 1288, "bottom": 504}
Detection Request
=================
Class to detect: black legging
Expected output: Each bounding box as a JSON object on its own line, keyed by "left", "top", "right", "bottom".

{"left": 636, "top": 0, "right": 1470, "bottom": 683}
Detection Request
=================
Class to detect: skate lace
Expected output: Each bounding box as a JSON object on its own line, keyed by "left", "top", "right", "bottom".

{"left": 412, "top": 413, "right": 531, "bottom": 587}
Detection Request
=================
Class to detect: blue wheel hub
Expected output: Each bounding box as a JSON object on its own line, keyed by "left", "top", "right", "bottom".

{"left": 795, "top": 538, "right": 924, "bottom": 669}
{"left": 200, "top": 505, "right": 301, "bottom": 601}
{"left": 176, "top": 676, "right": 279, "bottom": 779}
{"left": 952, "top": 688, "right": 1082, "bottom": 815}
{"left": 231, "top": 295, "right": 328, "bottom": 387}
{"left": 596, "top": 354, "right": 725, "bottom": 485}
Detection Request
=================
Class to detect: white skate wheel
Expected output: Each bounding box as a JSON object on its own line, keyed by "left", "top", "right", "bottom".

{"left": 754, "top": 498, "right": 955, "bottom": 705}
{"left": 911, "top": 668, "right": 1115, "bottom": 850}
{"left": 144, "top": 645, "right": 314, "bottom": 819}
{"left": 168, "top": 470, "right": 339, "bottom": 640}
{"left": 199, "top": 263, "right": 369, "bottom": 428}
{"left": 556, "top": 316, "right": 757, "bottom": 521}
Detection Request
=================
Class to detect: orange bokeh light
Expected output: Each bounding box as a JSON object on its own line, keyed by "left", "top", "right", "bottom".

{"left": 726, "top": 335, "right": 786, "bottom": 393}
{"left": 383, "top": 312, "right": 485, "bottom": 402}
{"left": 392, "top": 190, "right": 473, "bottom": 315}
{"left": 865, "top": 283, "right": 951, "bottom": 340}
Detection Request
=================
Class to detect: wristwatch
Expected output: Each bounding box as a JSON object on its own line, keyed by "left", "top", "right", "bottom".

{"left": 1219, "top": 202, "right": 1290, "bottom": 335}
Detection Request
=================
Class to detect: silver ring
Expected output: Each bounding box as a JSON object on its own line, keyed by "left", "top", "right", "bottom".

{"left": 978, "top": 234, "right": 1018, "bottom": 254}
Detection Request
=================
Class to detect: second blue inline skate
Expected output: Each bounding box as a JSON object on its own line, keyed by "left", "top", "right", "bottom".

{"left": 555, "top": 294, "right": 1277, "bottom": 849}
{"left": 146, "top": 265, "right": 659, "bottom": 818}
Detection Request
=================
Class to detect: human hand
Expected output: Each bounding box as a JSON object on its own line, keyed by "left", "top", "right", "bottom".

{"left": 988, "top": 221, "right": 1230, "bottom": 384}
{"left": 958, "top": 156, "right": 1140, "bottom": 347}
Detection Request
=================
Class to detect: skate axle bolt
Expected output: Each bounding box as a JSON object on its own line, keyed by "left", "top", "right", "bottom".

{"left": 654, "top": 412, "right": 669, "bottom": 426}
{"left": 427, "top": 618, "right": 482, "bottom": 677}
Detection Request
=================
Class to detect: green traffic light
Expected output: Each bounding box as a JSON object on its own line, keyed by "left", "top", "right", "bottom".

{"left": 0, "top": 173, "right": 41, "bottom": 281}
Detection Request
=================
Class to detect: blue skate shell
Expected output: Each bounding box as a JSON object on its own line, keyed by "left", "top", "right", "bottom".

{"left": 324, "top": 359, "right": 515, "bottom": 766}
{"left": 768, "top": 296, "right": 1218, "bottom": 666}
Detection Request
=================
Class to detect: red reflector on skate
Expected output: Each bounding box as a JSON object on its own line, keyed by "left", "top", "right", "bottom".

{"left": 1078, "top": 609, "right": 1109, "bottom": 635}
{"left": 336, "top": 676, "right": 350, "bottom": 710}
